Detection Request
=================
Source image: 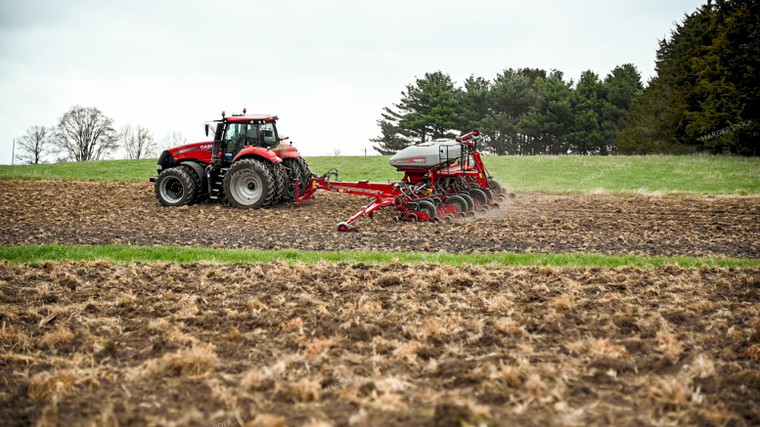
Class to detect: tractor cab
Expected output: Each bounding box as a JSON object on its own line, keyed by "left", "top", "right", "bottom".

{"left": 220, "top": 121, "right": 279, "bottom": 161}
{"left": 205, "top": 112, "right": 280, "bottom": 163}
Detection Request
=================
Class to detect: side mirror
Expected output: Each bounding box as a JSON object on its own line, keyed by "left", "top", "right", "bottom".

{"left": 205, "top": 124, "right": 209, "bottom": 137}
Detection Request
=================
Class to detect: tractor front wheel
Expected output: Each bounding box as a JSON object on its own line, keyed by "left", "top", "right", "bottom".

{"left": 155, "top": 167, "right": 196, "bottom": 206}
{"left": 224, "top": 159, "right": 275, "bottom": 209}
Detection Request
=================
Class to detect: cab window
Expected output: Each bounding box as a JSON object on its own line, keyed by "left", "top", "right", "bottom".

{"left": 245, "top": 125, "right": 259, "bottom": 146}
{"left": 224, "top": 123, "right": 245, "bottom": 157}
{"left": 260, "top": 123, "right": 277, "bottom": 147}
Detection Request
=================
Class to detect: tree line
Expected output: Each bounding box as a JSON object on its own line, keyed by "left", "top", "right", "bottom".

{"left": 374, "top": 0, "right": 758, "bottom": 156}
{"left": 618, "top": 0, "right": 758, "bottom": 155}
{"left": 372, "top": 66, "right": 643, "bottom": 155}
{"left": 14, "top": 106, "right": 187, "bottom": 164}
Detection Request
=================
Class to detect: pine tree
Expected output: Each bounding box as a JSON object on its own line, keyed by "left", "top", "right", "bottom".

{"left": 455, "top": 75, "right": 491, "bottom": 135}
{"left": 371, "top": 117, "right": 406, "bottom": 155}
{"left": 487, "top": 69, "right": 539, "bottom": 154}
{"left": 521, "top": 73, "right": 573, "bottom": 154}
{"left": 372, "top": 72, "right": 461, "bottom": 153}
{"left": 617, "top": 0, "right": 759, "bottom": 155}
{"left": 567, "top": 71, "right": 605, "bottom": 154}
{"left": 603, "top": 64, "right": 644, "bottom": 153}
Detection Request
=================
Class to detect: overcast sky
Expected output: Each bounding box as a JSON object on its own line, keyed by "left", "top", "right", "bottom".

{"left": 0, "top": 0, "right": 705, "bottom": 163}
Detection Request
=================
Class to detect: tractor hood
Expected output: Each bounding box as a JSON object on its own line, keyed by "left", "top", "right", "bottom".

{"left": 163, "top": 141, "right": 214, "bottom": 165}
{"left": 168, "top": 141, "right": 214, "bottom": 156}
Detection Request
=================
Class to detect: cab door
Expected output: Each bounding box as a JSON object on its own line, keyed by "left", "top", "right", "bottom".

{"left": 222, "top": 123, "right": 252, "bottom": 161}
{"left": 259, "top": 122, "right": 278, "bottom": 148}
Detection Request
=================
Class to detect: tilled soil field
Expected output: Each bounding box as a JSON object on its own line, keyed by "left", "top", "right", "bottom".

{"left": 1, "top": 180, "right": 759, "bottom": 258}
{"left": 1, "top": 262, "right": 759, "bottom": 426}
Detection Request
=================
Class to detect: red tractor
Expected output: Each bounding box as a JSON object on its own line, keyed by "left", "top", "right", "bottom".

{"left": 151, "top": 110, "right": 310, "bottom": 208}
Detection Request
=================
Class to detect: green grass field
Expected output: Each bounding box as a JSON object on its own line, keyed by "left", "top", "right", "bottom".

{"left": 0, "top": 158, "right": 156, "bottom": 182}
{"left": 2, "top": 245, "right": 758, "bottom": 269}
{"left": 2, "top": 154, "right": 758, "bottom": 195}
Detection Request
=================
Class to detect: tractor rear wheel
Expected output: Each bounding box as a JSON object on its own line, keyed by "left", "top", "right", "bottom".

{"left": 224, "top": 159, "right": 275, "bottom": 209}
{"left": 281, "top": 158, "right": 303, "bottom": 201}
{"left": 294, "top": 158, "right": 311, "bottom": 194}
{"left": 156, "top": 167, "right": 196, "bottom": 206}
{"left": 268, "top": 162, "right": 286, "bottom": 205}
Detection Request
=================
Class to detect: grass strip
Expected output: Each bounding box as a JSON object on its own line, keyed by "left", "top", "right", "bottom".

{"left": 1, "top": 245, "right": 758, "bottom": 269}
{"left": 2, "top": 155, "right": 758, "bottom": 195}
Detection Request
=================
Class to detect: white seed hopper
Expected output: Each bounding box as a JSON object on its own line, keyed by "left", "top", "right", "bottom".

{"left": 389, "top": 139, "right": 462, "bottom": 170}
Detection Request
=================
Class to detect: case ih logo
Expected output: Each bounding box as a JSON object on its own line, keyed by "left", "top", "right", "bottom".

{"left": 399, "top": 157, "right": 426, "bottom": 164}
{"left": 177, "top": 144, "right": 212, "bottom": 155}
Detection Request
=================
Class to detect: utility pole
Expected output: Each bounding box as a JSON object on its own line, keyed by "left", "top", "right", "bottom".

{"left": 11, "top": 138, "right": 15, "bottom": 165}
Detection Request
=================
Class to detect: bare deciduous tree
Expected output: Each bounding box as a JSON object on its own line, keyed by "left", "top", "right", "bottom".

{"left": 121, "top": 124, "right": 156, "bottom": 159}
{"left": 56, "top": 106, "right": 118, "bottom": 161}
{"left": 16, "top": 125, "right": 54, "bottom": 164}
{"left": 159, "top": 131, "right": 187, "bottom": 152}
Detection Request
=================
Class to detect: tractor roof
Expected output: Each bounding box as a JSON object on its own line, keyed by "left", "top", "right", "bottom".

{"left": 225, "top": 114, "right": 278, "bottom": 123}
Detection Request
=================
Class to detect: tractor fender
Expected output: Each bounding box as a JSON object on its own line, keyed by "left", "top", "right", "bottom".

{"left": 179, "top": 160, "right": 207, "bottom": 186}
{"left": 272, "top": 142, "right": 302, "bottom": 159}
{"left": 233, "top": 146, "right": 282, "bottom": 163}
{"left": 157, "top": 150, "right": 174, "bottom": 171}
